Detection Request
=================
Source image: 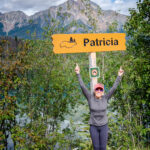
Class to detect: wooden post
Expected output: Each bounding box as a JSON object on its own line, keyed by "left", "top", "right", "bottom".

{"left": 89, "top": 52, "right": 97, "bottom": 94}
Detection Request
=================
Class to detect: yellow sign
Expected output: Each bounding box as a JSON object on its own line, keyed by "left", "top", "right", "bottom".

{"left": 52, "top": 33, "right": 126, "bottom": 54}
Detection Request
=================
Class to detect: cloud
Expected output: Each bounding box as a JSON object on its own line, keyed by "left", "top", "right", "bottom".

{"left": 114, "top": 0, "right": 124, "bottom": 4}
{"left": 92, "top": 0, "right": 137, "bottom": 15}
{"left": 0, "top": 0, "right": 67, "bottom": 16}
{"left": 0, "top": 0, "right": 138, "bottom": 16}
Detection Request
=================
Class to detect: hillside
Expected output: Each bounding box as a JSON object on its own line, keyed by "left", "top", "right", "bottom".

{"left": 0, "top": 0, "right": 127, "bottom": 39}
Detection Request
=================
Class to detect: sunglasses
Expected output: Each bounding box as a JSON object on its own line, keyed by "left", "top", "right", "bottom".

{"left": 95, "top": 88, "right": 103, "bottom": 92}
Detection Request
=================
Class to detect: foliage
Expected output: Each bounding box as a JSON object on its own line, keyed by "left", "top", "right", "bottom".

{"left": 108, "top": 21, "right": 118, "bottom": 33}
{"left": 123, "top": 0, "right": 150, "bottom": 146}
{"left": 104, "top": 0, "right": 150, "bottom": 149}
{"left": 81, "top": 0, "right": 102, "bottom": 33}
{"left": 0, "top": 37, "right": 28, "bottom": 149}
{"left": 10, "top": 10, "right": 88, "bottom": 149}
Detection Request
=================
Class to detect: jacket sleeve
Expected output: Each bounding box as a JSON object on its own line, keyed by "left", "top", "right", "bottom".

{"left": 105, "top": 76, "right": 122, "bottom": 100}
{"left": 77, "top": 74, "right": 91, "bottom": 100}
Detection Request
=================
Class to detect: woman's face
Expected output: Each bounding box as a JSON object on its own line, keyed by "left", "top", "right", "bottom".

{"left": 94, "top": 88, "right": 104, "bottom": 99}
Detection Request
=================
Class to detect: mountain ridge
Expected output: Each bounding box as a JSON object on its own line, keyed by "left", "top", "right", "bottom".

{"left": 0, "top": 0, "right": 127, "bottom": 39}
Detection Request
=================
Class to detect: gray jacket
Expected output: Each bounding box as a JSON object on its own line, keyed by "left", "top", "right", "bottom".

{"left": 77, "top": 74, "right": 122, "bottom": 126}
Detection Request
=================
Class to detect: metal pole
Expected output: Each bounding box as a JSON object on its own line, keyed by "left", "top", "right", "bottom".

{"left": 89, "top": 52, "right": 97, "bottom": 94}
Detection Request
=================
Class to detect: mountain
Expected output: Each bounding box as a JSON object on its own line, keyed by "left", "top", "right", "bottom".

{"left": 0, "top": 0, "right": 127, "bottom": 39}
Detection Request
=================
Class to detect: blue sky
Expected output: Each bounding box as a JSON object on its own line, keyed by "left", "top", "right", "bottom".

{"left": 0, "top": 0, "right": 138, "bottom": 16}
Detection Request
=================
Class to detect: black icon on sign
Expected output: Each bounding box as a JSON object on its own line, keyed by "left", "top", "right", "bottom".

{"left": 60, "top": 37, "right": 77, "bottom": 48}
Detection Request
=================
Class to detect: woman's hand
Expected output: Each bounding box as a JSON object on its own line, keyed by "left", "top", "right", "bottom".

{"left": 75, "top": 63, "right": 80, "bottom": 74}
{"left": 118, "top": 66, "right": 124, "bottom": 76}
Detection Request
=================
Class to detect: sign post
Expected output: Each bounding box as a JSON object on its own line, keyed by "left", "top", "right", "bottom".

{"left": 89, "top": 52, "right": 97, "bottom": 93}
{"left": 52, "top": 33, "right": 126, "bottom": 93}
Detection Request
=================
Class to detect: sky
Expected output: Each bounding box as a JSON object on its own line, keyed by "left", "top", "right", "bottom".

{"left": 0, "top": 0, "right": 138, "bottom": 16}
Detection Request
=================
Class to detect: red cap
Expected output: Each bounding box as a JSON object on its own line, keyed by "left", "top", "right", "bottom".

{"left": 94, "top": 83, "right": 104, "bottom": 91}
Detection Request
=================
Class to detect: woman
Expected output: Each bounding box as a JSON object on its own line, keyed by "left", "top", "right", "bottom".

{"left": 75, "top": 64, "right": 124, "bottom": 150}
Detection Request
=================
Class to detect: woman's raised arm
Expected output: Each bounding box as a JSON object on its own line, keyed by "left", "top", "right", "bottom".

{"left": 105, "top": 66, "right": 124, "bottom": 100}
{"left": 75, "top": 63, "right": 91, "bottom": 100}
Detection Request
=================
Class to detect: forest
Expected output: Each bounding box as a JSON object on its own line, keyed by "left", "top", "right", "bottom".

{"left": 0, "top": 0, "right": 149, "bottom": 149}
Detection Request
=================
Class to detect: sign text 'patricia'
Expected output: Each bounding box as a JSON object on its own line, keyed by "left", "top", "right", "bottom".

{"left": 84, "top": 38, "right": 118, "bottom": 47}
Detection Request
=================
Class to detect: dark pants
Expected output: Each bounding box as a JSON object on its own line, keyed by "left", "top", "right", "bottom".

{"left": 90, "top": 124, "right": 108, "bottom": 150}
